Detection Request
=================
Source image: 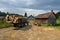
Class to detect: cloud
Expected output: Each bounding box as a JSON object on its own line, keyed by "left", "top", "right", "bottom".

{"left": 23, "top": 8, "right": 47, "bottom": 16}
{"left": 0, "top": 0, "right": 35, "bottom": 7}
{"left": 0, "top": 0, "right": 60, "bottom": 10}
{"left": 0, "top": 0, "right": 60, "bottom": 16}
{"left": 0, "top": 7, "right": 6, "bottom": 12}
{"left": 0, "top": 7, "right": 48, "bottom": 16}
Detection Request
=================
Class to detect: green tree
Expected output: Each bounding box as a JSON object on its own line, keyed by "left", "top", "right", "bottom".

{"left": 0, "top": 11, "right": 7, "bottom": 16}
{"left": 56, "top": 11, "right": 60, "bottom": 19}
{"left": 7, "top": 12, "right": 9, "bottom": 15}
{"left": 24, "top": 12, "right": 27, "bottom": 17}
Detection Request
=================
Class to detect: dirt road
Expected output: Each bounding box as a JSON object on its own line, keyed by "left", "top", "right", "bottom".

{"left": 0, "top": 25, "right": 60, "bottom": 40}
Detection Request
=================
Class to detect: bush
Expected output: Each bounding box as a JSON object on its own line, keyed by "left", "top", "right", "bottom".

{"left": 0, "top": 21, "right": 13, "bottom": 29}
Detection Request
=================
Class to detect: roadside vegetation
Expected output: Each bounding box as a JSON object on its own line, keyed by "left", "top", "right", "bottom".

{"left": 0, "top": 20, "right": 12, "bottom": 29}
{"left": 0, "top": 20, "right": 13, "bottom": 29}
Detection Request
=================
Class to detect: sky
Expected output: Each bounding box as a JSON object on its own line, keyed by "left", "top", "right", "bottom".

{"left": 0, "top": 0, "right": 60, "bottom": 16}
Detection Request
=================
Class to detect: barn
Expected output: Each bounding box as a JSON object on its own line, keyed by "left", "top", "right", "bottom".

{"left": 35, "top": 10, "right": 56, "bottom": 25}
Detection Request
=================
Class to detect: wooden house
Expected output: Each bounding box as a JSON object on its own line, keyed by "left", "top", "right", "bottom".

{"left": 35, "top": 10, "right": 56, "bottom": 25}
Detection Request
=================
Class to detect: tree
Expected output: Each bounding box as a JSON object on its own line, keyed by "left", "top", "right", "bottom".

{"left": 24, "top": 12, "right": 27, "bottom": 17}
{"left": 56, "top": 11, "right": 60, "bottom": 18}
{"left": 0, "top": 11, "right": 7, "bottom": 16}
{"left": 7, "top": 12, "right": 9, "bottom": 15}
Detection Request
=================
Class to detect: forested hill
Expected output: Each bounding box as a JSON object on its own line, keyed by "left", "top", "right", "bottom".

{"left": 0, "top": 11, "right": 23, "bottom": 17}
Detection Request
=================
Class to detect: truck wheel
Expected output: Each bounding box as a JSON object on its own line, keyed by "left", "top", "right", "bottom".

{"left": 13, "top": 24, "right": 16, "bottom": 27}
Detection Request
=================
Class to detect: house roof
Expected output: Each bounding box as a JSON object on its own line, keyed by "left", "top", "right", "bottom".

{"left": 35, "top": 12, "right": 55, "bottom": 18}
{"left": 28, "top": 15, "right": 35, "bottom": 18}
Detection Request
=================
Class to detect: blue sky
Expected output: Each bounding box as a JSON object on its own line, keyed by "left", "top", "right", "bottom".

{"left": 0, "top": 0, "right": 60, "bottom": 16}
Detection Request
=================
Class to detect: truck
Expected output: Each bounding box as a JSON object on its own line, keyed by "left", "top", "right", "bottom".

{"left": 5, "top": 15, "right": 28, "bottom": 29}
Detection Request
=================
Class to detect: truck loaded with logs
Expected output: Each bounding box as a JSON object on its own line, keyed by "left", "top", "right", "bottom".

{"left": 5, "top": 15, "right": 28, "bottom": 29}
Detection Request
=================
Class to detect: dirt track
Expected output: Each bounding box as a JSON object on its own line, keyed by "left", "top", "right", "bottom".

{"left": 0, "top": 25, "right": 60, "bottom": 40}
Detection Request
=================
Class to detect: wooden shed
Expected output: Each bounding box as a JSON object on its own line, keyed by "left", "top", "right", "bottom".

{"left": 35, "top": 10, "right": 56, "bottom": 25}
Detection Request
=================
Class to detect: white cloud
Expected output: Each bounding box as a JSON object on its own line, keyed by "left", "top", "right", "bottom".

{"left": 24, "top": 9, "right": 47, "bottom": 16}
{"left": 17, "top": 8, "right": 48, "bottom": 16}
{"left": 0, "top": 7, "right": 6, "bottom": 12}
